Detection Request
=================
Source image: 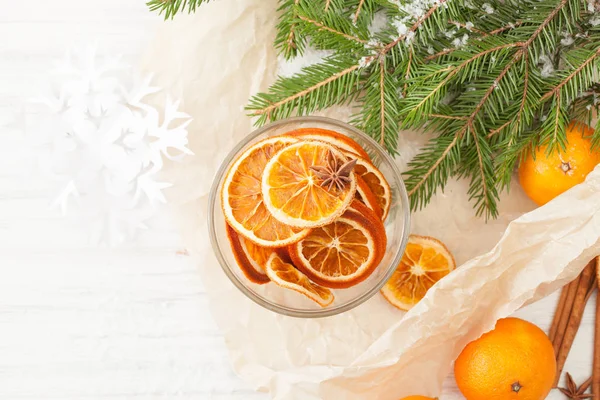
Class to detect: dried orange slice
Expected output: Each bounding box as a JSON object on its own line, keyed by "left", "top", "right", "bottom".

{"left": 265, "top": 253, "right": 334, "bottom": 307}
{"left": 221, "top": 136, "right": 310, "bottom": 247}
{"left": 262, "top": 141, "right": 357, "bottom": 229}
{"left": 381, "top": 235, "right": 455, "bottom": 311}
{"left": 226, "top": 224, "right": 270, "bottom": 284}
{"left": 353, "top": 157, "right": 392, "bottom": 221}
{"left": 286, "top": 128, "right": 371, "bottom": 160}
{"left": 288, "top": 200, "right": 386, "bottom": 288}
{"left": 356, "top": 176, "right": 383, "bottom": 219}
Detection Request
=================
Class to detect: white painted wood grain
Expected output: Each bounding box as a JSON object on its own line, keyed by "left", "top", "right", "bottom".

{"left": 0, "top": 1, "right": 595, "bottom": 399}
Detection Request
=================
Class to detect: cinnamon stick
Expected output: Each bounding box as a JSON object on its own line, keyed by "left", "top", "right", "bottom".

{"left": 593, "top": 258, "right": 600, "bottom": 400}
{"left": 552, "top": 276, "right": 582, "bottom": 353}
{"left": 548, "top": 277, "right": 579, "bottom": 343}
{"left": 555, "top": 259, "right": 597, "bottom": 386}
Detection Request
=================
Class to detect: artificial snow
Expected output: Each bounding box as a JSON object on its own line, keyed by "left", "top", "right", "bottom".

{"left": 560, "top": 31, "right": 574, "bottom": 46}
{"left": 359, "top": 55, "right": 375, "bottom": 69}
{"left": 390, "top": 0, "right": 449, "bottom": 46}
{"left": 369, "top": 10, "right": 388, "bottom": 35}
{"left": 539, "top": 54, "right": 555, "bottom": 78}
{"left": 444, "top": 29, "right": 457, "bottom": 39}
{"left": 482, "top": 3, "right": 495, "bottom": 14}
{"left": 452, "top": 34, "right": 469, "bottom": 48}
{"left": 392, "top": 19, "right": 409, "bottom": 36}
{"left": 465, "top": 22, "right": 474, "bottom": 31}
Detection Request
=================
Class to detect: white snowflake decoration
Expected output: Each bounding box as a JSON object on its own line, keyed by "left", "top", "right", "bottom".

{"left": 31, "top": 46, "right": 193, "bottom": 245}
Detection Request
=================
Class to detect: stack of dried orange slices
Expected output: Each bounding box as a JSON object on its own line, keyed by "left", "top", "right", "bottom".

{"left": 221, "top": 128, "right": 391, "bottom": 307}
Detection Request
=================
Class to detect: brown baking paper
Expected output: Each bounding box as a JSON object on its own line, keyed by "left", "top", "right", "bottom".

{"left": 140, "top": 1, "right": 600, "bottom": 398}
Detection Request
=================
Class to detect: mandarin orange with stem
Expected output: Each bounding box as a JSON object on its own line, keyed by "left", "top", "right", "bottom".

{"left": 454, "top": 317, "right": 556, "bottom": 400}
{"left": 518, "top": 122, "right": 600, "bottom": 206}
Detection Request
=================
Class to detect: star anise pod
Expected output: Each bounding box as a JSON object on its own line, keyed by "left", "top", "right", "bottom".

{"left": 309, "top": 152, "right": 357, "bottom": 192}
{"left": 558, "top": 373, "right": 592, "bottom": 399}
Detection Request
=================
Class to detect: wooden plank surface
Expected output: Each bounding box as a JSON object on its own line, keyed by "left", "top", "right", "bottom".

{"left": 0, "top": 1, "right": 594, "bottom": 398}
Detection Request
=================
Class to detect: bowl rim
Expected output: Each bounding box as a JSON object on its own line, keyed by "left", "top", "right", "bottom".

{"left": 207, "top": 116, "right": 411, "bottom": 318}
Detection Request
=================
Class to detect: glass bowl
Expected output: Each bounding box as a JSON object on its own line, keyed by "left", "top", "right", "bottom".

{"left": 208, "top": 116, "right": 410, "bottom": 318}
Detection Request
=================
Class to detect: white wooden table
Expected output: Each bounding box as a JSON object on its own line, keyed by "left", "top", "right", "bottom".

{"left": 0, "top": 1, "right": 594, "bottom": 399}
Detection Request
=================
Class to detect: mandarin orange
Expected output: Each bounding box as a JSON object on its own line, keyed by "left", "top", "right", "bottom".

{"left": 454, "top": 317, "right": 556, "bottom": 400}
{"left": 518, "top": 122, "right": 600, "bottom": 205}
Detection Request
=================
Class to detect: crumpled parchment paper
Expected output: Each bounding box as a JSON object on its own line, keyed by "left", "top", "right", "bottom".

{"left": 141, "top": 1, "right": 600, "bottom": 398}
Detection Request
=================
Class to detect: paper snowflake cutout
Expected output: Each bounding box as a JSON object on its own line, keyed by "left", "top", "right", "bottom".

{"left": 31, "top": 46, "right": 193, "bottom": 245}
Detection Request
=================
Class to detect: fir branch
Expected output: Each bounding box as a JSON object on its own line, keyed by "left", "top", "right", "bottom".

{"left": 430, "top": 114, "right": 468, "bottom": 121}
{"left": 514, "top": 52, "right": 531, "bottom": 133}
{"left": 538, "top": 91, "right": 571, "bottom": 150}
{"left": 405, "top": 134, "right": 461, "bottom": 209}
{"left": 448, "top": 20, "right": 489, "bottom": 37}
{"left": 468, "top": 128, "right": 499, "bottom": 218}
{"left": 353, "top": 0, "right": 367, "bottom": 24}
{"left": 379, "top": 60, "right": 387, "bottom": 146}
{"left": 295, "top": 1, "right": 371, "bottom": 52}
{"left": 383, "top": 3, "right": 443, "bottom": 53}
{"left": 297, "top": 15, "right": 368, "bottom": 44}
{"left": 488, "top": 20, "right": 523, "bottom": 36}
{"left": 404, "top": 42, "right": 520, "bottom": 124}
{"left": 541, "top": 47, "right": 600, "bottom": 102}
{"left": 247, "top": 55, "right": 364, "bottom": 124}
{"left": 241, "top": 0, "right": 600, "bottom": 217}
{"left": 352, "top": 58, "right": 402, "bottom": 152}
{"left": 403, "top": 50, "right": 413, "bottom": 97}
{"left": 275, "top": 0, "right": 303, "bottom": 59}
{"left": 488, "top": 120, "right": 512, "bottom": 138}
{"left": 424, "top": 48, "right": 453, "bottom": 62}
{"left": 147, "top": 0, "right": 212, "bottom": 19}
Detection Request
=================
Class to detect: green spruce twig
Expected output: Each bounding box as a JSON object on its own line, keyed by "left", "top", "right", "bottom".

{"left": 147, "top": 0, "right": 213, "bottom": 19}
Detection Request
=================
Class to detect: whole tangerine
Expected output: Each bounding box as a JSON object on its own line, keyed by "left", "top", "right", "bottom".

{"left": 454, "top": 317, "right": 556, "bottom": 400}
{"left": 518, "top": 122, "right": 600, "bottom": 205}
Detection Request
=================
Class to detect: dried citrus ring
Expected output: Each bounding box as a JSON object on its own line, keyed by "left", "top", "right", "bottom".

{"left": 355, "top": 176, "right": 383, "bottom": 220}
{"left": 226, "top": 224, "right": 270, "bottom": 284}
{"left": 288, "top": 200, "right": 386, "bottom": 288}
{"left": 262, "top": 141, "right": 357, "bottom": 229}
{"left": 353, "top": 157, "right": 392, "bottom": 221}
{"left": 381, "top": 234, "right": 455, "bottom": 311}
{"left": 286, "top": 127, "right": 371, "bottom": 160}
{"left": 266, "top": 253, "right": 334, "bottom": 307}
{"left": 221, "top": 136, "right": 310, "bottom": 247}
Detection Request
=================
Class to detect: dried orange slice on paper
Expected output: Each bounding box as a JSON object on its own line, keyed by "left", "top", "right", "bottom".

{"left": 353, "top": 157, "right": 392, "bottom": 221}
{"left": 286, "top": 127, "right": 371, "bottom": 160}
{"left": 288, "top": 200, "right": 386, "bottom": 288}
{"left": 356, "top": 176, "right": 383, "bottom": 219}
{"left": 262, "top": 141, "right": 357, "bottom": 228}
{"left": 381, "top": 235, "right": 455, "bottom": 311}
{"left": 266, "top": 253, "right": 334, "bottom": 307}
{"left": 221, "top": 136, "right": 310, "bottom": 247}
{"left": 226, "top": 224, "right": 271, "bottom": 284}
